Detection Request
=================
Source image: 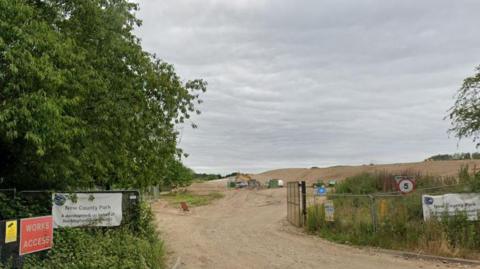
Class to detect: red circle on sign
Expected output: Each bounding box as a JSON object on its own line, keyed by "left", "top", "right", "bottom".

{"left": 397, "top": 179, "right": 415, "bottom": 194}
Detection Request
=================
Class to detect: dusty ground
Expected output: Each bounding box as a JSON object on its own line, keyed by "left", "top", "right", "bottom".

{"left": 152, "top": 188, "right": 479, "bottom": 269}
{"left": 253, "top": 160, "right": 480, "bottom": 184}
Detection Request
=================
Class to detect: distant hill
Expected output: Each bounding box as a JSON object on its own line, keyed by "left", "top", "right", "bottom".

{"left": 426, "top": 152, "right": 480, "bottom": 161}
{"left": 252, "top": 160, "right": 480, "bottom": 184}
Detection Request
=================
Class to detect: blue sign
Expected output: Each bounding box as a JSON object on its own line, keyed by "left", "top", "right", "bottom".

{"left": 316, "top": 187, "right": 327, "bottom": 196}
{"left": 424, "top": 196, "right": 434, "bottom": 205}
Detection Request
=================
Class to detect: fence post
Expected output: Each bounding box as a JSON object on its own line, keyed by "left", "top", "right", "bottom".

{"left": 369, "top": 194, "right": 377, "bottom": 233}
{"left": 301, "top": 181, "right": 307, "bottom": 226}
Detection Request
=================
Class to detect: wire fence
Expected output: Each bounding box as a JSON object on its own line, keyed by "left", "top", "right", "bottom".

{"left": 306, "top": 183, "right": 480, "bottom": 256}
{"left": 140, "top": 185, "right": 161, "bottom": 202}
{"left": 308, "top": 183, "right": 469, "bottom": 233}
{"left": 0, "top": 189, "right": 16, "bottom": 199}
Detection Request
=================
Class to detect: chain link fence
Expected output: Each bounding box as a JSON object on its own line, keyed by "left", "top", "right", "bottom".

{"left": 140, "top": 185, "right": 161, "bottom": 202}
{"left": 306, "top": 183, "right": 480, "bottom": 256}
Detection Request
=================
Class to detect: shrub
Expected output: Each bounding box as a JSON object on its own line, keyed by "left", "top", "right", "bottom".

{"left": 24, "top": 227, "right": 164, "bottom": 269}
{"left": 335, "top": 173, "right": 379, "bottom": 194}
{"left": 20, "top": 202, "right": 164, "bottom": 269}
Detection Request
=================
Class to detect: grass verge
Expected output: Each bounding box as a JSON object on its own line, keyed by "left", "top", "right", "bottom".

{"left": 163, "top": 191, "right": 224, "bottom": 207}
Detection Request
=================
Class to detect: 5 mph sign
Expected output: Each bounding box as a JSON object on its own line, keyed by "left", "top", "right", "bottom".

{"left": 395, "top": 176, "right": 416, "bottom": 194}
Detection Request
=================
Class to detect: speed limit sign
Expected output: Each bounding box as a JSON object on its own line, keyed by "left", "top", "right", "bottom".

{"left": 397, "top": 178, "right": 415, "bottom": 194}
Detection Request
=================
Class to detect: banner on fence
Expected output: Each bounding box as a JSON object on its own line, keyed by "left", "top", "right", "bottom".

{"left": 324, "top": 200, "right": 335, "bottom": 222}
{"left": 422, "top": 193, "right": 480, "bottom": 221}
{"left": 52, "top": 193, "right": 123, "bottom": 227}
{"left": 20, "top": 216, "right": 53, "bottom": 255}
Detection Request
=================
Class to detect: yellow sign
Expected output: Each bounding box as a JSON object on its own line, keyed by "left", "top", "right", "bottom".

{"left": 5, "top": 220, "right": 17, "bottom": 243}
{"left": 379, "top": 199, "right": 388, "bottom": 221}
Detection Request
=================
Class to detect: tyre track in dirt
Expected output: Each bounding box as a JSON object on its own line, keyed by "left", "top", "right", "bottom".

{"left": 152, "top": 188, "right": 478, "bottom": 269}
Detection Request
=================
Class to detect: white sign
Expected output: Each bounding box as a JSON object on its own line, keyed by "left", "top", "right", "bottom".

{"left": 324, "top": 200, "right": 335, "bottom": 222}
{"left": 52, "top": 193, "right": 123, "bottom": 227}
{"left": 422, "top": 193, "right": 480, "bottom": 221}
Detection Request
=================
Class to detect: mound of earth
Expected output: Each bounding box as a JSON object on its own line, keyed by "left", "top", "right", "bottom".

{"left": 252, "top": 160, "right": 480, "bottom": 184}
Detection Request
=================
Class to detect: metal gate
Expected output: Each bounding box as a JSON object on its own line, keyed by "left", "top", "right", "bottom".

{"left": 287, "top": 181, "right": 306, "bottom": 227}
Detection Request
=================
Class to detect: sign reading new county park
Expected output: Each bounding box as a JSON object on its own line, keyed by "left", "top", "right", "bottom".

{"left": 52, "top": 193, "right": 123, "bottom": 228}
{"left": 422, "top": 193, "right": 480, "bottom": 221}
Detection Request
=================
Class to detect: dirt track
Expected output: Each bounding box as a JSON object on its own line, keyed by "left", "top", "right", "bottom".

{"left": 152, "top": 188, "right": 478, "bottom": 269}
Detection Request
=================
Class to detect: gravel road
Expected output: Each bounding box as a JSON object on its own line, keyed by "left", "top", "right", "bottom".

{"left": 152, "top": 188, "right": 478, "bottom": 269}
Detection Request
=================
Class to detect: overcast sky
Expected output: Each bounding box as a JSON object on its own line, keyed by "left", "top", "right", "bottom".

{"left": 135, "top": 0, "right": 480, "bottom": 174}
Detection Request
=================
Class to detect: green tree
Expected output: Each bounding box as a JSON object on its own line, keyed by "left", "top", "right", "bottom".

{"left": 164, "top": 159, "right": 194, "bottom": 188}
{"left": 449, "top": 66, "right": 480, "bottom": 146}
{"left": 0, "top": 0, "right": 205, "bottom": 190}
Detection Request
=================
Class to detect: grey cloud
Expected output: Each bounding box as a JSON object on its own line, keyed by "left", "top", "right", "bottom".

{"left": 136, "top": 0, "right": 480, "bottom": 174}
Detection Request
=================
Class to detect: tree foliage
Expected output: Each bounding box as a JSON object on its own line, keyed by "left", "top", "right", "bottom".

{"left": 193, "top": 173, "right": 222, "bottom": 181}
{"left": 449, "top": 66, "right": 480, "bottom": 146}
{"left": 0, "top": 0, "right": 205, "bottom": 190}
{"left": 426, "top": 152, "right": 479, "bottom": 161}
{"left": 164, "top": 159, "right": 194, "bottom": 188}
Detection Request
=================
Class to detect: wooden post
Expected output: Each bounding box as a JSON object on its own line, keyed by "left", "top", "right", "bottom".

{"left": 301, "top": 181, "right": 307, "bottom": 226}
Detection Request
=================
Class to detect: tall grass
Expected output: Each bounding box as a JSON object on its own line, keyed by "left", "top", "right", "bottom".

{"left": 307, "top": 167, "right": 480, "bottom": 259}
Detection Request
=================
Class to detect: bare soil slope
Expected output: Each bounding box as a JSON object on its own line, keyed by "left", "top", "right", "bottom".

{"left": 253, "top": 160, "right": 480, "bottom": 184}
{"left": 153, "top": 188, "right": 477, "bottom": 269}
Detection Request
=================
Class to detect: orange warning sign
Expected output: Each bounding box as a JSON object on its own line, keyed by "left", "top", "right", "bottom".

{"left": 19, "top": 216, "right": 53, "bottom": 255}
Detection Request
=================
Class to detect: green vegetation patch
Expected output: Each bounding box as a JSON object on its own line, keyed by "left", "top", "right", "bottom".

{"left": 193, "top": 173, "right": 222, "bottom": 181}
{"left": 0, "top": 203, "right": 165, "bottom": 269}
{"left": 307, "top": 167, "right": 480, "bottom": 259}
{"left": 0, "top": 0, "right": 204, "bottom": 191}
{"left": 23, "top": 227, "right": 165, "bottom": 269}
{"left": 307, "top": 201, "right": 480, "bottom": 259}
{"left": 426, "top": 152, "right": 480, "bottom": 161}
{"left": 164, "top": 191, "right": 224, "bottom": 207}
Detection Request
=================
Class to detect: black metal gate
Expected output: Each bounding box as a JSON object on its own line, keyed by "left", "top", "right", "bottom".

{"left": 287, "top": 181, "right": 306, "bottom": 227}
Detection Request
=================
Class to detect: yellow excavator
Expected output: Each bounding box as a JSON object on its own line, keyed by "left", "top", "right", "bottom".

{"left": 234, "top": 173, "right": 252, "bottom": 188}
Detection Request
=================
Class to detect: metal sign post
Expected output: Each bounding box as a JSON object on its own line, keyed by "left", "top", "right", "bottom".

{"left": 0, "top": 220, "right": 23, "bottom": 269}
{"left": 368, "top": 195, "right": 377, "bottom": 233}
